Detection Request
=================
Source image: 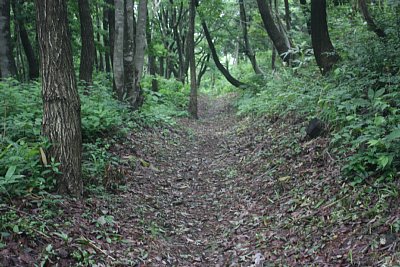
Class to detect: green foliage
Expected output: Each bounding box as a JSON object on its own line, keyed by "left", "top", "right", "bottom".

{"left": 139, "top": 76, "right": 189, "bottom": 125}
{"left": 235, "top": 22, "right": 400, "bottom": 185}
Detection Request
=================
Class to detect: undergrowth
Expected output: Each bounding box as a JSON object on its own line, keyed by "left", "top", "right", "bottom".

{"left": 0, "top": 73, "right": 189, "bottom": 200}
{"left": 235, "top": 15, "right": 400, "bottom": 185}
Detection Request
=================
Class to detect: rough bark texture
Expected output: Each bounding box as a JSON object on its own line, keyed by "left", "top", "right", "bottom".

{"left": 256, "top": 0, "right": 291, "bottom": 63}
{"left": 239, "top": 0, "right": 263, "bottom": 76}
{"left": 12, "top": 0, "right": 39, "bottom": 80}
{"left": 311, "top": 0, "right": 339, "bottom": 75}
{"left": 188, "top": 0, "right": 197, "bottom": 119}
{"left": 129, "top": 0, "right": 147, "bottom": 110}
{"left": 35, "top": 0, "right": 83, "bottom": 197}
{"left": 201, "top": 21, "right": 245, "bottom": 88}
{"left": 78, "top": 0, "right": 96, "bottom": 84}
{"left": 358, "top": 0, "right": 386, "bottom": 38}
{"left": 0, "top": 0, "right": 16, "bottom": 78}
{"left": 113, "top": 0, "right": 125, "bottom": 100}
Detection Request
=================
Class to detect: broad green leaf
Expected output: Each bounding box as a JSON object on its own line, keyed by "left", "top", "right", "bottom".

{"left": 5, "top": 166, "right": 16, "bottom": 179}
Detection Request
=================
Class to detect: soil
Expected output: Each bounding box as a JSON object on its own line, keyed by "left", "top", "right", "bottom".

{"left": 1, "top": 95, "right": 399, "bottom": 266}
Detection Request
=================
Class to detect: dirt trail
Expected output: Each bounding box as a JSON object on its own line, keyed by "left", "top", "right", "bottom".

{"left": 118, "top": 95, "right": 253, "bottom": 266}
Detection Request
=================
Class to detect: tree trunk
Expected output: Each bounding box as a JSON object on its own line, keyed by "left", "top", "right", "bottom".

{"left": 311, "top": 0, "right": 340, "bottom": 74}
{"left": 0, "top": 0, "right": 16, "bottom": 78}
{"left": 107, "top": 0, "right": 115, "bottom": 67}
{"left": 358, "top": 0, "right": 386, "bottom": 38}
{"left": 300, "top": 0, "right": 311, "bottom": 34}
{"left": 188, "top": 0, "right": 197, "bottom": 119}
{"left": 103, "top": 4, "right": 111, "bottom": 73}
{"left": 12, "top": 0, "right": 39, "bottom": 80}
{"left": 146, "top": 14, "right": 158, "bottom": 91}
{"left": 124, "top": 0, "right": 135, "bottom": 102}
{"left": 201, "top": 21, "right": 245, "bottom": 88}
{"left": 256, "top": 0, "right": 291, "bottom": 63}
{"left": 129, "top": 0, "right": 147, "bottom": 109}
{"left": 96, "top": 4, "right": 104, "bottom": 71}
{"left": 284, "top": 0, "right": 291, "bottom": 31}
{"left": 239, "top": 0, "right": 264, "bottom": 75}
{"left": 78, "top": 0, "right": 96, "bottom": 84}
{"left": 35, "top": 0, "right": 83, "bottom": 197}
{"left": 113, "top": 0, "right": 125, "bottom": 100}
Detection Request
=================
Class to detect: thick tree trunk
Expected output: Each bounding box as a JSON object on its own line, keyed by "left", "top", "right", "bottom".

{"left": 239, "top": 0, "right": 264, "bottom": 75}
{"left": 113, "top": 0, "right": 125, "bottom": 100}
{"left": 35, "top": 0, "right": 83, "bottom": 197}
{"left": 129, "top": 0, "right": 147, "bottom": 109}
{"left": 0, "top": 0, "right": 16, "bottom": 78}
{"left": 256, "top": 0, "right": 291, "bottom": 63}
{"left": 12, "top": 0, "right": 39, "bottom": 80}
{"left": 358, "top": 0, "right": 386, "bottom": 38}
{"left": 78, "top": 0, "right": 96, "bottom": 84}
{"left": 311, "top": 0, "right": 340, "bottom": 74}
{"left": 201, "top": 21, "right": 245, "bottom": 88}
{"left": 188, "top": 0, "right": 197, "bottom": 119}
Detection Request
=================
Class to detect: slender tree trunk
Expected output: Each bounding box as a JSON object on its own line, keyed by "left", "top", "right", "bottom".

{"left": 201, "top": 21, "right": 245, "bottom": 88}
{"left": 12, "top": 0, "right": 39, "bottom": 80}
{"left": 284, "top": 0, "right": 291, "bottom": 31}
{"left": 35, "top": 0, "right": 83, "bottom": 197}
{"left": 300, "top": 0, "right": 311, "bottom": 34}
{"left": 107, "top": 0, "right": 115, "bottom": 67}
{"left": 96, "top": 4, "right": 104, "bottom": 71}
{"left": 256, "top": 0, "right": 291, "bottom": 63}
{"left": 103, "top": 4, "right": 111, "bottom": 73}
{"left": 146, "top": 15, "right": 158, "bottom": 91}
{"left": 113, "top": 0, "right": 125, "bottom": 100}
{"left": 358, "top": 0, "right": 386, "bottom": 38}
{"left": 196, "top": 53, "right": 209, "bottom": 88}
{"left": 311, "top": 0, "right": 340, "bottom": 74}
{"left": 124, "top": 0, "right": 135, "bottom": 102}
{"left": 129, "top": 0, "right": 147, "bottom": 109}
{"left": 0, "top": 0, "right": 16, "bottom": 78}
{"left": 188, "top": 0, "right": 197, "bottom": 119}
{"left": 78, "top": 0, "right": 96, "bottom": 84}
{"left": 239, "top": 0, "right": 264, "bottom": 75}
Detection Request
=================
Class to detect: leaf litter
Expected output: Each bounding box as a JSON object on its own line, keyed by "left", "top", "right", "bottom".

{"left": 1, "top": 94, "right": 399, "bottom": 266}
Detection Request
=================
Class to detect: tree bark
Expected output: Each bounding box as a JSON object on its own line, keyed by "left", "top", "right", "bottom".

{"left": 124, "top": 0, "right": 135, "bottom": 102}
{"left": 78, "top": 0, "right": 96, "bottom": 84}
{"left": 188, "top": 0, "right": 197, "bottom": 119}
{"left": 201, "top": 21, "right": 245, "bottom": 88}
{"left": 12, "top": 0, "right": 39, "bottom": 80}
{"left": 311, "top": 0, "right": 340, "bottom": 74}
{"left": 35, "top": 0, "right": 83, "bottom": 197}
{"left": 358, "top": 0, "right": 386, "bottom": 38}
{"left": 146, "top": 14, "right": 158, "bottom": 92}
{"left": 113, "top": 0, "right": 125, "bottom": 100}
{"left": 107, "top": 0, "right": 115, "bottom": 67}
{"left": 284, "top": 0, "right": 291, "bottom": 31}
{"left": 129, "top": 0, "right": 147, "bottom": 109}
{"left": 103, "top": 3, "right": 111, "bottom": 73}
{"left": 256, "top": 0, "right": 291, "bottom": 63}
{"left": 239, "top": 0, "right": 264, "bottom": 75}
{"left": 0, "top": 0, "right": 16, "bottom": 78}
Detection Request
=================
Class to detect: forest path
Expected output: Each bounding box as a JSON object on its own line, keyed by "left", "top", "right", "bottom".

{"left": 115, "top": 94, "right": 265, "bottom": 266}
